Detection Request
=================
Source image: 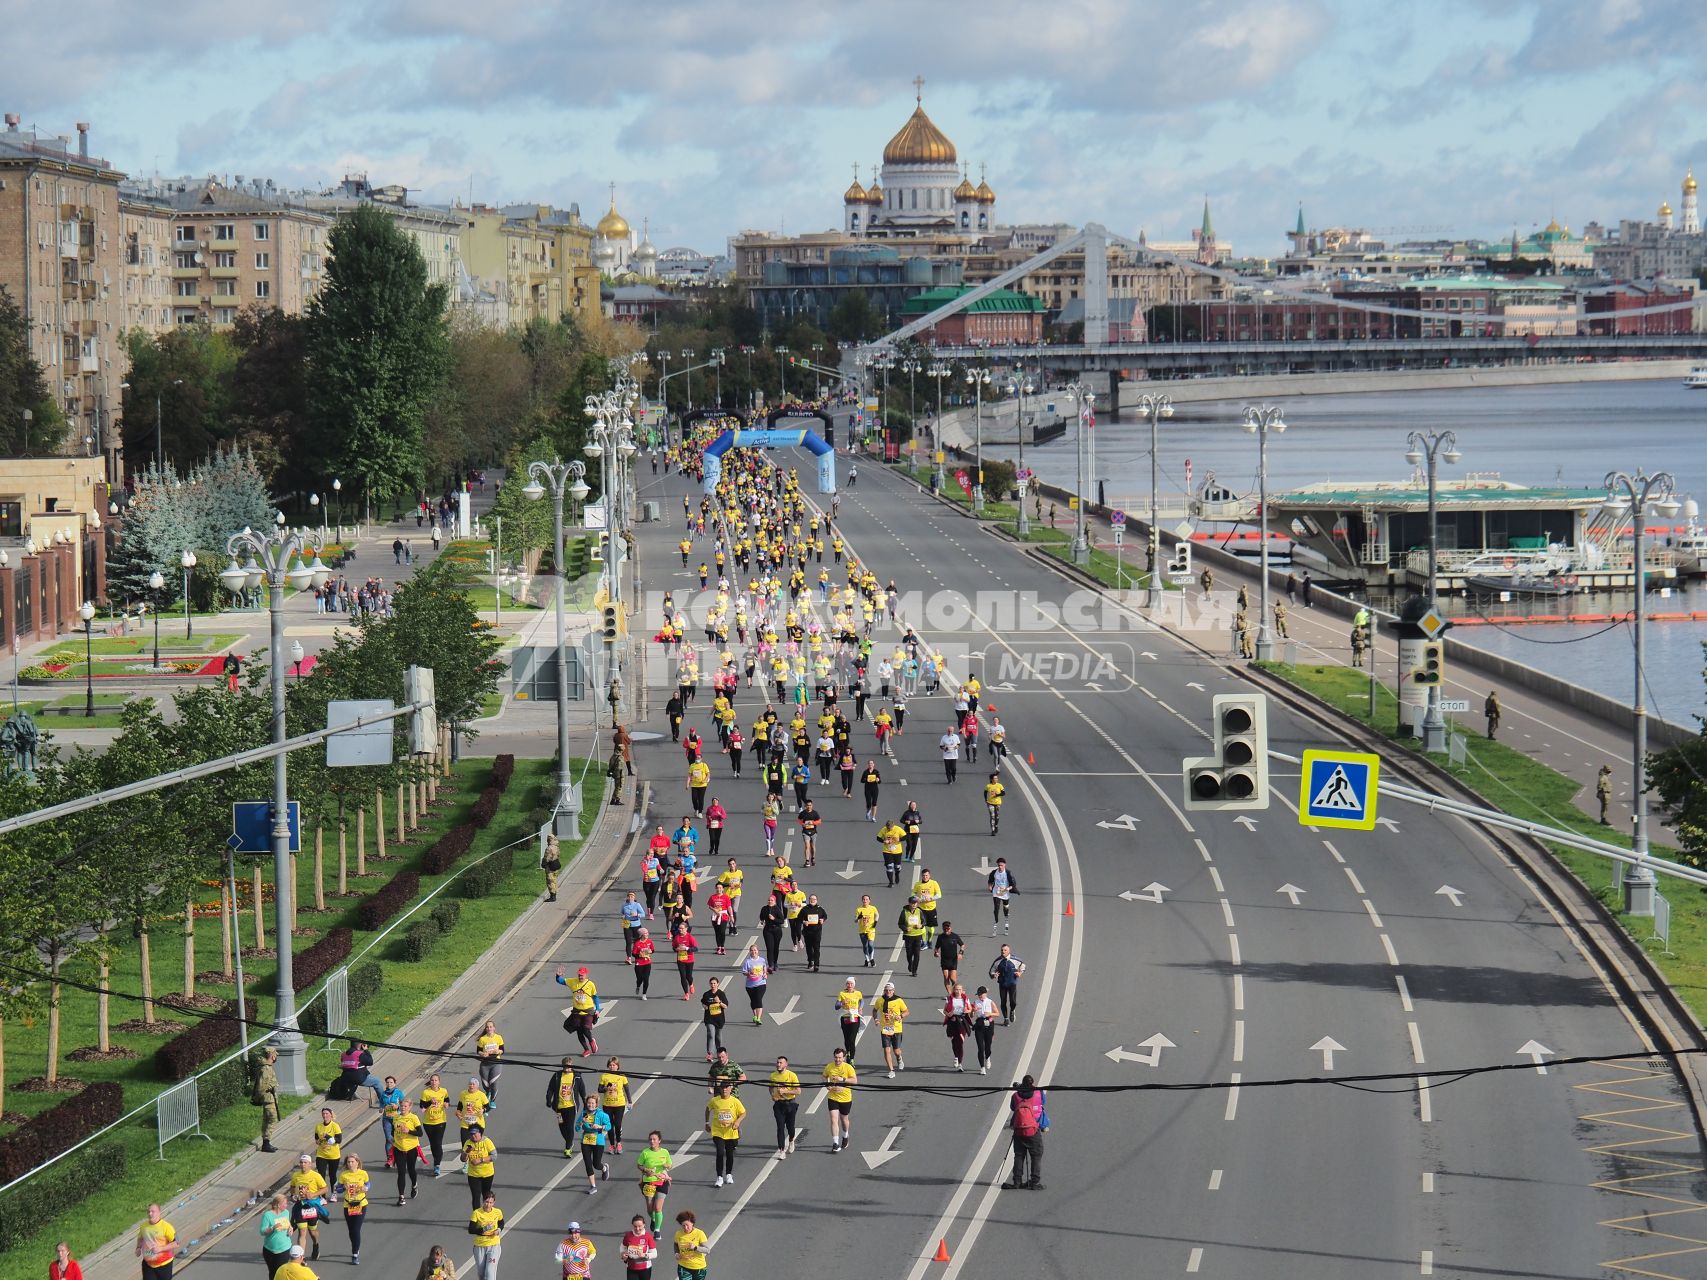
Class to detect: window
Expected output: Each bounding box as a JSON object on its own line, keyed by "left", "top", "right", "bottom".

{"left": 176, "top": 280, "right": 197, "bottom": 297}
{"left": 253, "top": 222, "right": 270, "bottom": 240}
{"left": 254, "top": 252, "right": 270, "bottom": 269}
{"left": 213, "top": 307, "right": 236, "bottom": 325}
{"left": 0, "top": 502, "right": 20, "bottom": 538}
{"left": 175, "top": 309, "right": 199, "bottom": 325}
{"left": 213, "top": 223, "right": 236, "bottom": 241}
{"left": 176, "top": 226, "right": 196, "bottom": 242}
{"left": 214, "top": 251, "right": 235, "bottom": 268}
{"left": 174, "top": 251, "right": 196, "bottom": 269}
{"left": 255, "top": 280, "right": 271, "bottom": 299}
{"left": 214, "top": 279, "right": 236, "bottom": 296}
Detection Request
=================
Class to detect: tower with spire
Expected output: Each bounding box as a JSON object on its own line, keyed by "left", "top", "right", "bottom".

{"left": 1683, "top": 168, "right": 1699, "bottom": 234}
{"left": 1286, "top": 204, "right": 1309, "bottom": 258}
{"left": 1195, "top": 196, "right": 1219, "bottom": 265}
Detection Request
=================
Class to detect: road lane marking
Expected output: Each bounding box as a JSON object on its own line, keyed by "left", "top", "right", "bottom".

{"left": 1322, "top": 840, "right": 1346, "bottom": 864}
{"left": 1194, "top": 838, "right": 1211, "bottom": 862}
{"left": 1232, "top": 974, "right": 1244, "bottom": 1011}
{"left": 1208, "top": 867, "right": 1224, "bottom": 893}
{"left": 1233, "top": 1019, "right": 1245, "bottom": 1063}
{"left": 1344, "top": 867, "right": 1365, "bottom": 894}
{"left": 1422, "top": 1171, "right": 1435, "bottom": 1193}
{"left": 1408, "top": 1021, "right": 1426, "bottom": 1064}
{"left": 1224, "top": 1072, "right": 1241, "bottom": 1121}
{"left": 1380, "top": 934, "right": 1400, "bottom": 966}
{"left": 1417, "top": 1076, "right": 1433, "bottom": 1123}
{"left": 1220, "top": 898, "right": 1236, "bottom": 928}
{"left": 1395, "top": 975, "right": 1413, "bottom": 1012}
{"left": 1228, "top": 934, "right": 1242, "bottom": 967}
{"left": 1420, "top": 1249, "right": 1434, "bottom": 1274}
{"left": 1208, "top": 1168, "right": 1223, "bottom": 1190}
{"left": 1363, "top": 899, "right": 1384, "bottom": 927}
{"left": 1187, "top": 1247, "right": 1204, "bottom": 1272}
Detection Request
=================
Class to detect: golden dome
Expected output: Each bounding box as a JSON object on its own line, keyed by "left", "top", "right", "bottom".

{"left": 883, "top": 104, "right": 957, "bottom": 165}
{"left": 864, "top": 176, "right": 883, "bottom": 205}
{"left": 1660, "top": 201, "right": 1674, "bottom": 217}
{"left": 844, "top": 177, "right": 868, "bottom": 203}
{"left": 1544, "top": 217, "right": 1561, "bottom": 233}
{"left": 953, "top": 171, "right": 977, "bottom": 201}
{"left": 975, "top": 179, "right": 995, "bottom": 204}
{"left": 1685, "top": 169, "right": 1698, "bottom": 194}
{"left": 596, "top": 201, "right": 630, "bottom": 239}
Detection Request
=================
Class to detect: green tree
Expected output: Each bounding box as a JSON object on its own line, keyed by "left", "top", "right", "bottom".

{"left": 827, "top": 290, "right": 879, "bottom": 344}
{"left": 486, "top": 435, "right": 562, "bottom": 561}
{"left": 305, "top": 206, "right": 450, "bottom": 512}
{"left": 0, "top": 285, "right": 65, "bottom": 454}
{"left": 107, "top": 450, "right": 272, "bottom": 605}
{"left": 119, "top": 323, "right": 238, "bottom": 470}
{"left": 226, "top": 308, "right": 312, "bottom": 484}
{"left": 1649, "top": 649, "right": 1707, "bottom": 864}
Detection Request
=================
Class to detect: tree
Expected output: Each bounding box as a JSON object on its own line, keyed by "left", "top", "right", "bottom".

{"left": 107, "top": 450, "right": 272, "bottom": 605}
{"left": 119, "top": 324, "right": 237, "bottom": 470}
{"left": 0, "top": 285, "right": 65, "bottom": 454}
{"left": 1649, "top": 651, "right": 1707, "bottom": 865}
{"left": 226, "top": 308, "right": 312, "bottom": 484}
{"left": 828, "top": 290, "right": 879, "bottom": 344}
{"left": 486, "top": 435, "right": 562, "bottom": 560}
{"left": 306, "top": 207, "right": 451, "bottom": 511}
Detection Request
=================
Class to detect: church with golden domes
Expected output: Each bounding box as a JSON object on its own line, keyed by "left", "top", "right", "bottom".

{"left": 1591, "top": 167, "right": 1707, "bottom": 281}
{"left": 843, "top": 81, "right": 998, "bottom": 239}
{"left": 592, "top": 184, "right": 660, "bottom": 278}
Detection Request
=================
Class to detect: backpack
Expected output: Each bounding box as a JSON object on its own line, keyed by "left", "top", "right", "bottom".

{"left": 1012, "top": 1091, "right": 1043, "bottom": 1137}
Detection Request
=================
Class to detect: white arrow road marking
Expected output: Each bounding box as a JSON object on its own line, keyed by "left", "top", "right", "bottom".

{"left": 770, "top": 994, "right": 804, "bottom": 1025}
{"left": 1096, "top": 813, "right": 1141, "bottom": 830}
{"left": 1276, "top": 884, "right": 1306, "bottom": 905}
{"left": 562, "top": 1000, "right": 617, "bottom": 1027}
{"left": 1233, "top": 815, "right": 1259, "bottom": 831}
{"left": 1518, "top": 1041, "right": 1554, "bottom": 1074}
{"left": 861, "top": 1125, "right": 905, "bottom": 1169}
{"left": 1118, "top": 883, "right": 1171, "bottom": 903}
{"left": 835, "top": 860, "right": 862, "bottom": 880}
{"left": 1186, "top": 682, "right": 1206, "bottom": 691}
{"left": 1310, "top": 1037, "right": 1346, "bottom": 1071}
{"left": 673, "top": 1128, "right": 703, "bottom": 1167}
{"left": 1375, "top": 817, "right": 1401, "bottom": 832}
{"left": 1141, "top": 651, "right": 1158, "bottom": 660}
{"left": 1104, "top": 1034, "right": 1175, "bottom": 1067}
{"left": 730, "top": 934, "right": 758, "bottom": 967}
{"left": 1435, "top": 885, "right": 1465, "bottom": 908}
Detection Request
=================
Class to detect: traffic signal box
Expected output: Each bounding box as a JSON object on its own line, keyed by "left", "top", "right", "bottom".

{"left": 1183, "top": 693, "right": 1269, "bottom": 811}
{"left": 1411, "top": 639, "right": 1443, "bottom": 685}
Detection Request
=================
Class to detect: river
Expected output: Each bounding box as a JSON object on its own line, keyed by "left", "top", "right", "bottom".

{"left": 987, "top": 377, "right": 1707, "bottom": 721}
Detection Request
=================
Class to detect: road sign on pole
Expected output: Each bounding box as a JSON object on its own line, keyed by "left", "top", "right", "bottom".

{"left": 231, "top": 800, "right": 301, "bottom": 854}
{"left": 1110, "top": 509, "right": 1126, "bottom": 526}
{"left": 1298, "top": 749, "right": 1380, "bottom": 830}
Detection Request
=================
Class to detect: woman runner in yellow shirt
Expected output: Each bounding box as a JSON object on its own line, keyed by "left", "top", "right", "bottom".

{"left": 599, "top": 1057, "right": 630, "bottom": 1154}
{"left": 419, "top": 1073, "right": 450, "bottom": 1177}
{"left": 390, "top": 1096, "right": 425, "bottom": 1204}
{"left": 336, "top": 1155, "right": 368, "bottom": 1264}
{"left": 854, "top": 894, "right": 879, "bottom": 967}
{"left": 706, "top": 1081, "right": 747, "bottom": 1187}
{"left": 312, "top": 1108, "right": 342, "bottom": 1199}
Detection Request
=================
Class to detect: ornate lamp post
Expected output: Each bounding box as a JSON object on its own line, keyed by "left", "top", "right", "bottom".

{"left": 79, "top": 601, "right": 95, "bottom": 716}
{"left": 147, "top": 570, "right": 164, "bottom": 668}
{"left": 1243, "top": 404, "right": 1286, "bottom": 660}
{"left": 1007, "top": 370, "right": 1035, "bottom": 535}
{"left": 1067, "top": 380, "right": 1094, "bottom": 564}
{"left": 523, "top": 460, "right": 590, "bottom": 837}
{"left": 1404, "top": 430, "right": 1461, "bottom": 753}
{"left": 965, "top": 366, "right": 992, "bottom": 513}
{"left": 1603, "top": 468, "right": 1680, "bottom": 916}
{"left": 928, "top": 361, "right": 951, "bottom": 489}
{"left": 180, "top": 549, "right": 196, "bottom": 638}
{"left": 1135, "top": 393, "right": 1174, "bottom": 610}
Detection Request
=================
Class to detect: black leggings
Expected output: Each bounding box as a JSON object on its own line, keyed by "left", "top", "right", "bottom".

{"left": 946, "top": 1022, "right": 969, "bottom": 1064}
{"left": 747, "top": 983, "right": 766, "bottom": 1013}
{"left": 713, "top": 1135, "right": 738, "bottom": 1176}
{"left": 841, "top": 1019, "right": 859, "bottom": 1058}
{"left": 424, "top": 1122, "right": 446, "bottom": 1169}
{"left": 606, "top": 1105, "right": 626, "bottom": 1148}
{"left": 343, "top": 1210, "right": 364, "bottom": 1257}
{"left": 772, "top": 1100, "right": 798, "bottom": 1149}
{"left": 580, "top": 1145, "right": 606, "bottom": 1178}
{"left": 713, "top": 919, "right": 729, "bottom": 949}
{"left": 974, "top": 1022, "right": 996, "bottom": 1066}
{"left": 394, "top": 1146, "right": 419, "bottom": 1197}
{"left": 764, "top": 929, "right": 783, "bottom": 970}
{"left": 316, "top": 1156, "right": 339, "bottom": 1192}
{"left": 263, "top": 1249, "right": 290, "bottom": 1279}
{"left": 678, "top": 961, "right": 695, "bottom": 992}
{"left": 709, "top": 826, "right": 723, "bottom": 855}
{"left": 644, "top": 881, "right": 660, "bottom": 913}
{"left": 999, "top": 986, "right": 1018, "bottom": 1021}
{"left": 635, "top": 964, "right": 652, "bottom": 995}
{"left": 466, "top": 1172, "right": 493, "bottom": 1210}
{"left": 993, "top": 898, "right": 1010, "bottom": 925}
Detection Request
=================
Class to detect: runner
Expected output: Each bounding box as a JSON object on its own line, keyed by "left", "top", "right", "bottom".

{"left": 620, "top": 891, "right": 647, "bottom": 960}
{"left": 861, "top": 759, "right": 883, "bottom": 821}
{"left": 897, "top": 896, "right": 927, "bottom": 977}
{"left": 943, "top": 983, "right": 974, "bottom": 1071}
{"left": 640, "top": 842, "right": 665, "bottom": 918}
{"left": 823, "top": 1048, "right": 858, "bottom": 1153}
{"left": 875, "top": 981, "right": 908, "bottom": 1078}
{"left": 259, "top": 1194, "right": 292, "bottom": 1279}
{"left": 475, "top": 1020, "right": 504, "bottom": 1107}
{"left": 555, "top": 965, "right": 602, "bottom": 1056}
{"left": 636, "top": 1132, "right": 674, "bottom": 1236}
{"left": 337, "top": 1155, "right": 368, "bottom": 1264}
{"left": 899, "top": 800, "right": 923, "bottom": 862}
{"left": 468, "top": 1193, "right": 504, "bottom": 1280}
{"left": 672, "top": 921, "right": 699, "bottom": 998}
{"left": 599, "top": 1057, "right": 631, "bottom": 1153}
{"left": 621, "top": 1215, "right": 659, "bottom": 1279}
{"left": 983, "top": 771, "right": 1005, "bottom": 836}
{"left": 716, "top": 857, "right": 743, "bottom": 926}
{"left": 686, "top": 755, "right": 711, "bottom": 816}
{"left": 312, "top": 1107, "right": 342, "bottom": 1200}
{"left": 758, "top": 891, "right": 786, "bottom": 972}
{"left": 834, "top": 976, "right": 864, "bottom": 1060}
{"left": 768, "top": 1054, "right": 801, "bottom": 1158}
{"left": 707, "top": 1080, "right": 747, "bottom": 1188}
{"left": 989, "top": 943, "right": 1026, "bottom": 1025}
{"left": 461, "top": 1122, "right": 496, "bottom": 1212}
{"left": 456, "top": 1075, "right": 490, "bottom": 1154}
{"left": 798, "top": 800, "right": 823, "bottom": 868}
{"left": 740, "top": 941, "right": 770, "bottom": 1023}
{"left": 700, "top": 977, "right": 729, "bottom": 1060}
{"left": 913, "top": 867, "right": 944, "bottom": 942}
{"left": 988, "top": 857, "right": 1017, "bottom": 935}
{"left": 553, "top": 1223, "right": 596, "bottom": 1279}
{"left": 971, "top": 985, "right": 1000, "bottom": 1074}
{"left": 938, "top": 725, "right": 961, "bottom": 783}
{"left": 574, "top": 1092, "right": 613, "bottom": 1194}
{"left": 705, "top": 798, "right": 727, "bottom": 857}
{"left": 630, "top": 926, "right": 655, "bottom": 999}
{"left": 546, "top": 1056, "right": 588, "bottom": 1157}
{"left": 934, "top": 919, "right": 965, "bottom": 995}
{"left": 707, "top": 1047, "right": 748, "bottom": 1095}
{"left": 673, "top": 1211, "right": 709, "bottom": 1278}
{"left": 389, "top": 1096, "right": 425, "bottom": 1204}
{"left": 853, "top": 894, "right": 880, "bottom": 967}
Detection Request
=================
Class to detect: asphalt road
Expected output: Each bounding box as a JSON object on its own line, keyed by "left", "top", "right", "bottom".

{"left": 187, "top": 421, "right": 1697, "bottom": 1280}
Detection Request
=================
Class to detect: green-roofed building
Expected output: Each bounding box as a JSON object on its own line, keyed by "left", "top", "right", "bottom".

{"left": 898, "top": 284, "right": 1045, "bottom": 344}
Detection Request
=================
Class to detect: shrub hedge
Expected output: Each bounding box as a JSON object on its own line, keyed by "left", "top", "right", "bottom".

{"left": 0, "top": 1139, "right": 126, "bottom": 1252}
{"left": 401, "top": 919, "right": 440, "bottom": 963}
{"left": 430, "top": 899, "right": 461, "bottom": 933}
{"left": 354, "top": 869, "right": 419, "bottom": 932}
{"left": 294, "top": 926, "right": 354, "bottom": 992}
{"left": 469, "top": 787, "right": 501, "bottom": 829}
{"left": 459, "top": 845, "right": 515, "bottom": 900}
{"left": 0, "top": 1081, "right": 124, "bottom": 1184}
{"left": 349, "top": 960, "right": 383, "bottom": 1013}
{"left": 420, "top": 823, "right": 474, "bottom": 875}
{"left": 491, "top": 754, "right": 515, "bottom": 790}
{"left": 153, "top": 1000, "right": 258, "bottom": 1082}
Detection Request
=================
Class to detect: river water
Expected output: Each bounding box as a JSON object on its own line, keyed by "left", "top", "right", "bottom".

{"left": 989, "top": 378, "right": 1707, "bottom": 721}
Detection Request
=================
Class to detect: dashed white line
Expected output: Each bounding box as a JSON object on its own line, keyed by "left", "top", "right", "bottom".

{"left": 1344, "top": 867, "right": 1366, "bottom": 894}
{"left": 1395, "top": 975, "right": 1413, "bottom": 1012}
{"left": 1193, "top": 838, "right": 1211, "bottom": 861}
{"left": 1207, "top": 1169, "right": 1223, "bottom": 1191}
{"left": 1208, "top": 867, "right": 1225, "bottom": 893}
{"left": 1380, "top": 934, "right": 1400, "bottom": 966}
{"left": 1362, "top": 899, "right": 1384, "bottom": 927}
{"left": 1228, "top": 934, "right": 1242, "bottom": 967}
{"left": 1322, "top": 839, "right": 1346, "bottom": 864}
{"left": 1187, "top": 1247, "right": 1204, "bottom": 1273}
{"left": 1233, "top": 1019, "right": 1245, "bottom": 1063}
{"left": 1224, "top": 1073, "right": 1241, "bottom": 1121}
{"left": 1417, "top": 1076, "right": 1433, "bottom": 1123}
{"left": 1232, "top": 973, "right": 1244, "bottom": 1011}
{"left": 1407, "top": 1020, "right": 1426, "bottom": 1065}
{"left": 1220, "top": 898, "right": 1236, "bottom": 928}
{"left": 1420, "top": 1248, "right": 1434, "bottom": 1275}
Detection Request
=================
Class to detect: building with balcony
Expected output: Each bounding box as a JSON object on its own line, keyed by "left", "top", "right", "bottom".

{"left": 119, "top": 189, "right": 175, "bottom": 336}
{"left": 0, "top": 116, "right": 130, "bottom": 463}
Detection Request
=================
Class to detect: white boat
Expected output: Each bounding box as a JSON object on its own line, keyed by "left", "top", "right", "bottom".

{"left": 1673, "top": 498, "right": 1707, "bottom": 575}
{"left": 1685, "top": 366, "right": 1707, "bottom": 388}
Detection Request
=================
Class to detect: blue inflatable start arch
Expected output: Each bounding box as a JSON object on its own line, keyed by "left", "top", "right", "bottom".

{"left": 701, "top": 428, "right": 837, "bottom": 494}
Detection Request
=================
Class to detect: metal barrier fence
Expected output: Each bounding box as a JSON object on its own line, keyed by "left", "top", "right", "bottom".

{"left": 324, "top": 967, "right": 350, "bottom": 1046}
{"left": 1653, "top": 890, "right": 1674, "bottom": 955}
{"left": 155, "top": 1078, "right": 211, "bottom": 1159}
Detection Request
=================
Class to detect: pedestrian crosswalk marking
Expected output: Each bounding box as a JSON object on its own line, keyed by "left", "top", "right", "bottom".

{"left": 1310, "top": 766, "right": 1361, "bottom": 813}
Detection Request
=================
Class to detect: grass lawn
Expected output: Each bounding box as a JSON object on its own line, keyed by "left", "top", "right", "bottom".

{"left": 0, "top": 694, "right": 158, "bottom": 730}
{"left": 0, "top": 757, "right": 582, "bottom": 1280}
{"left": 41, "top": 633, "right": 242, "bottom": 660}
{"left": 1261, "top": 660, "right": 1707, "bottom": 1021}
{"left": 459, "top": 586, "right": 544, "bottom": 613}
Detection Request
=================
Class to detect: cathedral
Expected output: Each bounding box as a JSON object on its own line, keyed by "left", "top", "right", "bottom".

{"left": 843, "top": 81, "right": 997, "bottom": 238}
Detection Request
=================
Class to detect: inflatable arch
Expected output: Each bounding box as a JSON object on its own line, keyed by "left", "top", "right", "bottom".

{"left": 702, "top": 428, "right": 837, "bottom": 494}
{"left": 764, "top": 405, "right": 836, "bottom": 446}
{"left": 682, "top": 408, "right": 747, "bottom": 432}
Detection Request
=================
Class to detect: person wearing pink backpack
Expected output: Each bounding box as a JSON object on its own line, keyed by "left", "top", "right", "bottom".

{"left": 1003, "top": 1074, "right": 1047, "bottom": 1190}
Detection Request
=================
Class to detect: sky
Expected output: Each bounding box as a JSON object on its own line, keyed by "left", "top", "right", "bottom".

{"left": 5, "top": 0, "right": 1706, "bottom": 257}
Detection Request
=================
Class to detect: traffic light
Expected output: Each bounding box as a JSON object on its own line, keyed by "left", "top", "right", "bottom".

{"left": 405, "top": 664, "right": 437, "bottom": 756}
{"left": 602, "top": 605, "right": 619, "bottom": 639}
{"left": 1412, "top": 640, "right": 1443, "bottom": 685}
{"left": 1183, "top": 693, "right": 1269, "bottom": 811}
{"left": 1167, "top": 542, "right": 1192, "bottom": 578}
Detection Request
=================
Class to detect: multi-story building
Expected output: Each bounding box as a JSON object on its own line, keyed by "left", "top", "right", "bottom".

{"left": 747, "top": 245, "right": 964, "bottom": 333}
{"left": 122, "top": 176, "right": 331, "bottom": 329}
{"left": 456, "top": 202, "right": 601, "bottom": 326}
{"left": 1592, "top": 170, "right": 1707, "bottom": 281}
{"left": 119, "top": 189, "right": 175, "bottom": 336}
{"left": 307, "top": 175, "right": 467, "bottom": 294}
{"left": 897, "top": 285, "right": 1043, "bottom": 344}
{"left": 0, "top": 117, "right": 130, "bottom": 462}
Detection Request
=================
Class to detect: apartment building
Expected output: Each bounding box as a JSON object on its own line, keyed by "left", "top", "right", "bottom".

{"left": 119, "top": 188, "right": 175, "bottom": 335}
{"left": 0, "top": 116, "right": 130, "bottom": 462}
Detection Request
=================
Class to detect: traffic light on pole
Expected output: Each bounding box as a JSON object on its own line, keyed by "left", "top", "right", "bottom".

{"left": 1182, "top": 693, "right": 1269, "bottom": 810}
{"left": 1412, "top": 640, "right": 1443, "bottom": 685}
{"left": 602, "top": 605, "right": 619, "bottom": 639}
{"left": 1167, "top": 542, "right": 1192, "bottom": 578}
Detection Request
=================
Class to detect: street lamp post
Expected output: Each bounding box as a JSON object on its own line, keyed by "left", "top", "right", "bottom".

{"left": 1007, "top": 371, "right": 1035, "bottom": 535}
{"left": 711, "top": 348, "right": 725, "bottom": 410}
{"left": 155, "top": 378, "right": 183, "bottom": 475}
{"left": 331, "top": 478, "right": 342, "bottom": 537}
{"left": 1135, "top": 394, "right": 1174, "bottom": 610}
{"left": 1068, "top": 380, "right": 1094, "bottom": 565}
{"left": 966, "top": 367, "right": 991, "bottom": 513}
{"left": 928, "top": 361, "right": 950, "bottom": 489}
{"left": 777, "top": 346, "right": 790, "bottom": 401}
{"left": 523, "top": 460, "right": 591, "bottom": 838}
{"left": 1404, "top": 430, "right": 1461, "bottom": 754}
{"left": 681, "top": 350, "right": 696, "bottom": 411}
{"left": 1604, "top": 468, "right": 1680, "bottom": 917}
{"left": 219, "top": 517, "right": 324, "bottom": 1097}
{"left": 79, "top": 601, "right": 95, "bottom": 716}
{"left": 1242, "top": 405, "right": 1286, "bottom": 660}
{"left": 290, "top": 639, "right": 305, "bottom": 682}
{"left": 180, "top": 549, "right": 196, "bottom": 638}
{"left": 147, "top": 570, "right": 164, "bottom": 668}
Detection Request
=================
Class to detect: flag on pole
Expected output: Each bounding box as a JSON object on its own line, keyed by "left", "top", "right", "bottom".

{"left": 953, "top": 469, "right": 973, "bottom": 499}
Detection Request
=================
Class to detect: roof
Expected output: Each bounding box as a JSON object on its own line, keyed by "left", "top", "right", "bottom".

{"left": 899, "top": 285, "right": 1043, "bottom": 316}
{"left": 1270, "top": 483, "right": 1609, "bottom": 511}
{"left": 1415, "top": 275, "right": 1566, "bottom": 292}
{"left": 883, "top": 105, "right": 956, "bottom": 166}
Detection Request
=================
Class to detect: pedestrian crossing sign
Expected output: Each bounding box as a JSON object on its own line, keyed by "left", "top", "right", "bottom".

{"left": 1299, "top": 749, "right": 1380, "bottom": 830}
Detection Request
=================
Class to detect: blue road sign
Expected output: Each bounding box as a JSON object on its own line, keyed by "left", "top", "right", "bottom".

{"left": 1298, "top": 750, "right": 1380, "bottom": 831}
{"left": 231, "top": 800, "right": 301, "bottom": 854}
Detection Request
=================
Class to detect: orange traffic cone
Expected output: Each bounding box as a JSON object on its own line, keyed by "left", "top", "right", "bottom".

{"left": 1026, "top": 751, "right": 1035, "bottom": 765}
{"left": 933, "top": 1240, "right": 952, "bottom": 1264}
{"left": 1063, "top": 901, "right": 1075, "bottom": 918}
